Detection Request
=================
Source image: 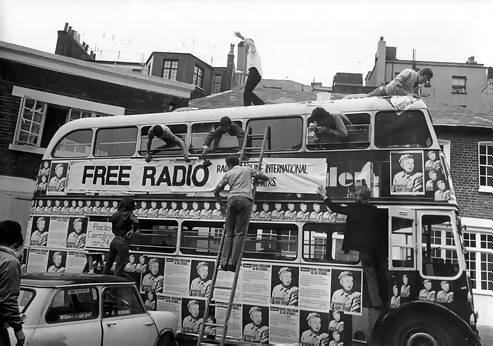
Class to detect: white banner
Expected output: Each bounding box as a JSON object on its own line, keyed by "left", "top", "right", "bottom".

{"left": 65, "top": 158, "right": 326, "bottom": 194}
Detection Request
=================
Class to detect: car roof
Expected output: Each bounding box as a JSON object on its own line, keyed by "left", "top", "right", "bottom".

{"left": 21, "top": 273, "right": 132, "bottom": 288}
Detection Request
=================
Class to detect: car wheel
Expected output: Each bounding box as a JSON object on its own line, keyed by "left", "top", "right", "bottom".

{"left": 156, "top": 332, "right": 176, "bottom": 346}
{"left": 382, "top": 314, "right": 464, "bottom": 346}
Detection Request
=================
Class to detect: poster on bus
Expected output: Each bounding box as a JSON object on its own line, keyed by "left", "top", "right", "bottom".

{"left": 64, "top": 158, "right": 327, "bottom": 195}
{"left": 269, "top": 306, "right": 298, "bottom": 343}
{"left": 299, "top": 266, "right": 331, "bottom": 312}
{"left": 164, "top": 258, "right": 191, "bottom": 297}
{"left": 140, "top": 256, "right": 165, "bottom": 294}
{"left": 86, "top": 220, "right": 113, "bottom": 249}
{"left": 242, "top": 305, "right": 269, "bottom": 343}
{"left": 27, "top": 248, "right": 49, "bottom": 272}
{"left": 390, "top": 151, "right": 425, "bottom": 195}
{"left": 330, "top": 269, "right": 363, "bottom": 315}
{"left": 46, "top": 250, "right": 66, "bottom": 273}
{"left": 270, "top": 265, "right": 299, "bottom": 306}
{"left": 239, "top": 263, "right": 271, "bottom": 305}
{"left": 189, "top": 260, "right": 214, "bottom": 298}
{"left": 299, "top": 310, "right": 351, "bottom": 345}
{"left": 181, "top": 298, "right": 205, "bottom": 334}
{"left": 46, "top": 161, "right": 69, "bottom": 195}
{"left": 157, "top": 296, "right": 181, "bottom": 329}
{"left": 30, "top": 216, "right": 49, "bottom": 247}
{"left": 215, "top": 303, "right": 242, "bottom": 340}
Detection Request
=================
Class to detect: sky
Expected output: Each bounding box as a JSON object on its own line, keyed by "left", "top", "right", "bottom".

{"left": 1, "top": 0, "right": 492, "bottom": 86}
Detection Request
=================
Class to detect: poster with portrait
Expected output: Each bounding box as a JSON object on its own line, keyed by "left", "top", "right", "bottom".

{"left": 30, "top": 216, "right": 50, "bottom": 247}
{"left": 27, "top": 248, "right": 49, "bottom": 272}
{"left": 157, "top": 296, "right": 182, "bottom": 328}
{"left": 189, "top": 259, "right": 213, "bottom": 298}
{"left": 238, "top": 263, "right": 271, "bottom": 305}
{"left": 140, "top": 256, "right": 165, "bottom": 294}
{"left": 299, "top": 310, "right": 331, "bottom": 345}
{"left": 269, "top": 306, "right": 298, "bottom": 344}
{"left": 270, "top": 265, "right": 299, "bottom": 306}
{"left": 181, "top": 298, "right": 205, "bottom": 334}
{"left": 299, "top": 266, "right": 331, "bottom": 312}
{"left": 142, "top": 290, "right": 158, "bottom": 311}
{"left": 423, "top": 150, "right": 453, "bottom": 201}
{"left": 242, "top": 305, "right": 270, "bottom": 344}
{"left": 164, "top": 258, "right": 191, "bottom": 297}
{"left": 47, "top": 216, "right": 69, "bottom": 248}
{"left": 390, "top": 151, "right": 425, "bottom": 195}
{"left": 389, "top": 271, "right": 420, "bottom": 306}
{"left": 35, "top": 160, "right": 51, "bottom": 194}
{"left": 46, "top": 250, "right": 67, "bottom": 273}
{"left": 66, "top": 217, "right": 87, "bottom": 249}
{"left": 330, "top": 268, "right": 363, "bottom": 315}
{"left": 46, "top": 161, "right": 69, "bottom": 195}
{"left": 214, "top": 302, "right": 242, "bottom": 339}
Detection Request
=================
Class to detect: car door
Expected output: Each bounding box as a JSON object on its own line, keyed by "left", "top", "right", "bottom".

{"left": 102, "top": 285, "right": 158, "bottom": 346}
{"left": 30, "top": 287, "right": 101, "bottom": 346}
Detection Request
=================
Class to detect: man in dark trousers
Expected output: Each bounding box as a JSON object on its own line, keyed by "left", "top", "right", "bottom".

{"left": 235, "top": 31, "right": 265, "bottom": 106}
{"left": 200, "top": 116, "right": 245, "bottom": 166}
{"left": 214, "top": 155, "right": 269, "bottom": 271}
{"left": 0, "top": 220, "right": 25, "bottom": 346}
{"left": 316, "top": 185, "right": 386, "bottom": 308}
{"left": 103, "top": 197, "right": 139, "bottom": 277}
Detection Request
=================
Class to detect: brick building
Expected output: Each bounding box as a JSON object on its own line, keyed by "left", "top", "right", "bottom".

{"left": 0, "top": 40, "right": 194, "bottom": 229}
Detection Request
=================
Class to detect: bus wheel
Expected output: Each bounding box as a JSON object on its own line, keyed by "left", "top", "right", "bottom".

{"left": 156, "top": 332, "right": 176, "bottom": 346}
{"left": 383, "top": 314, "right": 459, "bottom": 346}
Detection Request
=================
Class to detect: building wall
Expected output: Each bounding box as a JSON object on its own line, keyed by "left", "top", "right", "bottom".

{"left": 385, "top": 61, "right": 487, "bottom": 111}
{"left": 436, "top": 127, "right": 493, "bottom": 219}
{"left": 149, "top": 53, "right": 214, "bottom": 95}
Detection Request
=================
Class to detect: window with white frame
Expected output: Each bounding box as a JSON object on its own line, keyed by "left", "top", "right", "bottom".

{"left": 212, "top": 74, "right": 222, "bottom": 93}
{"left": 452, "top": 76, "right": 467, "bottom": 94}
{"left": 479, "top": 142, "right": 493, "bottom": 190}
{"left": 463, "top": 230, "right": 493, "bottom": 292}
{"left": 193, "top": 65, "right": 204, "bottom": 88}
{"left": 163, "top": 59, "right": 178, "bottom": 80}
{"left": 16, "top": 98, "right": 47, "bottom": 146}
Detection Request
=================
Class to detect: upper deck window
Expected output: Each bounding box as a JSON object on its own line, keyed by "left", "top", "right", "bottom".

{"left": 190, "top": 121, "right": 243, "bottom": 154}
{"left": 180, "top": 221, "right": 223, "bottom": 256}
{"left": 52, "top": 129, "right": 93, "bottom": 158}
{"left": 94, "top": 127, "right": 137, "bottom": 157}
{"left": 139, "top": 124, "right": 187, "bottom": 156}
{"left": 246, "top": 116, "right": 302, "bottom": 152}
{"left": 306, "top": 112, "right": 370, "bottom": 150}
{"left": 375, "top": 110, "right": 432, "bottom": 148}
{"left": 130, "top": 219, "right": 177, "bottom": 254}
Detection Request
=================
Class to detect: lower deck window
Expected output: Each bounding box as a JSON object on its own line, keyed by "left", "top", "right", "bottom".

{"left": 303, "top": 223, "right": 359, "bottom": 264}
{"left": 130, "top": 220, "right": 177, "bottom": 253}
{"left": 180, "top": 221, "right": 223, "bottom": 256}
{"left": 244, "top": 223, "right": 298, "bottom": 260}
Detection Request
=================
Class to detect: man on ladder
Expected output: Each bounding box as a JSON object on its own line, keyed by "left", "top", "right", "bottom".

{"left": 213, "top": 154, "right": 270, "bottom": 272}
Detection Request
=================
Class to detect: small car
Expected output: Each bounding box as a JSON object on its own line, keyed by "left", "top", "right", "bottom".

{"left": 9, "top": 273, "right": 177, "bottom": 346}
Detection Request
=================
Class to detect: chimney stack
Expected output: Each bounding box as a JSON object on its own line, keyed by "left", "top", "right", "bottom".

{"left": 64, "top": 22, "right": 69, "bottom": 31}
{"left": 467, "top": 56, "right": 477, "bottom": 64}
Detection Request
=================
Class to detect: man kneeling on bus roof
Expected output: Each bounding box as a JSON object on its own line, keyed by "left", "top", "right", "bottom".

{"left": 145, "top": 124, "right": 190, "bottom": 163}
{"left": 214, "top": 155, "right": 269, "bottom": 272}
{"left": 316, "top": 185, "right": 386, "bottom": 308}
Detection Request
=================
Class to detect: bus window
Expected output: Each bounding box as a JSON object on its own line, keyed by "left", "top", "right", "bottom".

{"left": 94, "top": 127, "right": 137, "bottom": 157}
{"left": 306, "top": 113, "right": 370, "bottom": 150}
{"left": 390, "top": 215, "right": 415, "bottom": 269}
{"left": 375, "top": 110, "right": 432, "bottom": 148}
{"left": 244, "top": 223, "right": 298, "bottom": 261}
{"left": 420, "top": 214, "right": 461, "bottom": 278}
{"left": 138, "top": 124, "right": 187, "bottom": 156}
{"left": 130, "top": 219, "right": 177, "bottom": 254}
{"left": 52, "top": 129, "right": 93, "bottom": 158}
{"left": 246, "top": 117, "right": 302, "bottom": 152}
{"left": 190, "top": 121, "right": 242, "bottom": 154}
{"left": 180, "top": 221, "right": 223, "bottom": 256}
{"left": 302, "top": 223, "right": 359, "bottom": 264}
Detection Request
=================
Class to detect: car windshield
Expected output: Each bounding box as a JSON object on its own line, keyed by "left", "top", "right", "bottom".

{"left": 18, "top": 289, "right": 35, "bottom": 313}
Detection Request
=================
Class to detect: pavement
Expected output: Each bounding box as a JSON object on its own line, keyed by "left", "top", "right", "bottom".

{"left": 478, "top": 325, "right": 493, "bottom": 345}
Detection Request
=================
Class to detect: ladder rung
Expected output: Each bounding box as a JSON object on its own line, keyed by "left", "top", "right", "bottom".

{"left": 245, "top": 147, "right": 263, "bottom": 151}
{"left": 205, "top": 322, "right": 225, "bottom": 328}
{"left": 213, "top": 285, "right": 232, "bottom": 290}
{"left": 247, "top": 133, "right": 267, "bottom": 139}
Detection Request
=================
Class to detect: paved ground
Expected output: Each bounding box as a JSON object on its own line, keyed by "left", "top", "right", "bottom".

{"left": 478, "top": 324, "right": 493, "bottom": 345}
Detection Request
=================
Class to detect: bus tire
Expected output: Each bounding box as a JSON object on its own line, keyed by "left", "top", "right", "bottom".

{"left": 156, "top": 332, "right": 176, "bottom": 346}
{"left": 381, "top": 313, "right": 468, "bottom": 346}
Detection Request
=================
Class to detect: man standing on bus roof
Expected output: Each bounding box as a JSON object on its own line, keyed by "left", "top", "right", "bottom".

{"left": 145, "top": 124, "right": 190, "bottom": 163}
{"left": 235, "top": 31, "right": 265, "bottom": 106}
{"left": 317, "top": 185, "right": 385, "bottom": 308}
{"left": 214, "top": 155, "right": 269, "bottom": 272}
{"left": 200, "top": 116, "right": 245, "bottom": 167}
{"left": 368, "top": 67, "right": 433, "bottom": 97}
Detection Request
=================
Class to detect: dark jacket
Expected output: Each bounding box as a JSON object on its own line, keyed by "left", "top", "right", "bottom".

{"left": 110, "top": 210, "right": 139, "bottom": 237}
{"left": 204, "top": 123, "right": 245, "bottom": 148}
{"left": 322, "top": 197, "right": 384, "bottom": 253}
{"left": 0, "top": 246, "right": 22, "bottom": 331}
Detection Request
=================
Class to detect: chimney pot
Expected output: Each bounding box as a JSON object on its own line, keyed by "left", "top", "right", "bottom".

{"left": 380, "top": 36, "right": 384, "bottom": 41}
{"left": 64, "top": 23, "right": 69, "bottom": 31}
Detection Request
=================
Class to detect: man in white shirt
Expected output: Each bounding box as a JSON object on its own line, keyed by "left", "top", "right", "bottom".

{"left": 368, "top": 67, "right": 433, "bottom": 97}
{"left": 235, "top": 31, "right": 265, "bottom": 106}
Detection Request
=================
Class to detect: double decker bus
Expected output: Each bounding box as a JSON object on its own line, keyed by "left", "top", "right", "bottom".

{"left": 26, "top": 97, "right": 480, "bottom": 345}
